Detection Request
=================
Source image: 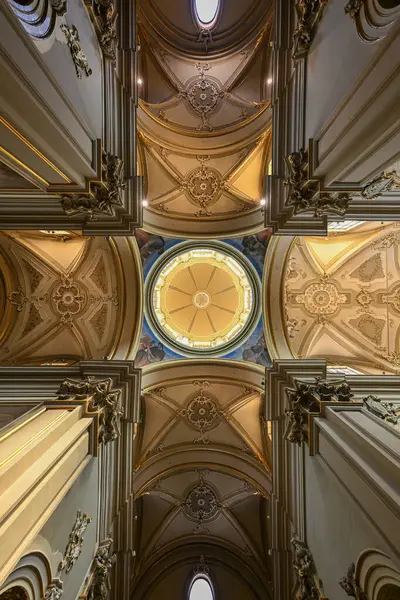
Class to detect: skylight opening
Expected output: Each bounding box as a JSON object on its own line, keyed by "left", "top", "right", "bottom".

{"left": 194, "top": 0, "right": 220, "bottom": 27}
{"left": 189, "top": 577, "right": 214, "bottom": 600}
{"left": 328, "top": 220, "right": 365, "bottom": 232}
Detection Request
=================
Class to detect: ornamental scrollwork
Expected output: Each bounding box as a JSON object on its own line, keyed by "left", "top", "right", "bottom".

{"left": 292, "top": 0, "right": 329, "bottom": 60}
{"left": 57, "top": 377, "right": 123, "bottom": 444}
{"left": 44, "top": 579, "right": 63, "bottom": 600}
{"left": 339, "top": 563, "right": 368, "bottom": 599}
{"left": 361, "top": 171, "right": 400, "bottom": 200}
{"left": 181, "top": 386, "right": 222, "bottom": 443}
{"left": 284, "top": 378, "right": 353, "bottom": 445}
{"left": 291, "top": 536, "right": 326, "bottom": 600}
{"left": 283, "top": 149, "right": 350, "bottom": 218}
{"left": 61, "top": 25, "right": 92, "bottom": 79}
{"left": 60, "top": 150, "right": 126, "bottom": 220}
{"left": 363, "top": 395, "right": 400, "bottom": 427}
{"left": 180, "top": 63, "right": 225, "bottom": 131}
{"left": 59, "top": 510, "right": 92, "bottom": 572}
{"left": 52, "top": 275, "right": 86, "bottom": 324}
{"left": 87, "top": 537, "right": 116, "bottom": 600}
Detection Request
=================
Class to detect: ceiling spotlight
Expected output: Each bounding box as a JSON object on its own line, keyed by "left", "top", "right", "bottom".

{"left": 137, "top": 77, "right": 143, "bottom": 85}
{"left": 267, "top": 78, "right": 272, "bottom": 85}
{"left": 142, "top": 199, "right": 148, "bottom": 207}
{"left": 260, "top": 198, "right": 266, "bottom": 206}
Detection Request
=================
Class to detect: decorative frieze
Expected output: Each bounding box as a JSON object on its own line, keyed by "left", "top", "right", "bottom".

{"left": 60, "top": 25, "right": 92, "bottom": 79}
{"left": 292, "top": 0, "right": 329, "bottom": 59}
{"left": 57, "top": 377, "right": 123, "bottom": 444}
{"left": 284, "top": 377, "right": 353, "bottom": 445}
{"left": 87, "top": 537, "right": 116, "bottom": 600}
{"left": 59, "top": 510, "right": 92, "bottom": 572}
{"left": 339, "top": 563, "right": 367, "bottom": 599}
{"left": 284, "top": 150, "right": 351, "bottom": 218}
{"left": 363, "top": 395, "right": 400, "bottom": 427}
{"left": 291, "top": 536, "right": 326, "bottom": 600}
{"left": 60, "top": 150, "right": 126, "bottom": 220}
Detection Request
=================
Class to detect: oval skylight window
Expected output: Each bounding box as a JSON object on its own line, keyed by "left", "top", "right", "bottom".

{"left": 189, "top": 577, "right": 214, "bottom": 600}
{"left": 194, "top": 0, "right": 220, "bottom": 26}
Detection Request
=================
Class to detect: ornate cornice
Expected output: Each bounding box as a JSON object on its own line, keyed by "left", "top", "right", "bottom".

{"left": 60, "top": 150, "right": 126, "bottom": 220}
{"left": 291, "top": 536, "right": 327, "bottom": 599}
{"left": 284, "top": 149, "right": 351, "bottom": 218}
{"left": 284, "top": 377, "right": 354, "bottom": 446}
{"left": 57, "top": 376, "right": 123, "bottom": 444}
{"left": 292, "top": 0, "right": 329, "bottom": 60}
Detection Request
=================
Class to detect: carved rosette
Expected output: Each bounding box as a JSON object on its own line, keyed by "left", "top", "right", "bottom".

{"left": 52, "top": 275, "right": 86, "bottom": 324}
{"left": 283, "top": 149, "right": 351, "bottom": 218}
{"left": 184, "top": 483, "right": 219, "bottom": 521}
{"left": 59, "top": 510, "right": 92, "bottom": 572}
{"left": 292, "top": 0, "right": 329, "bottom": 59}
{"left": 182, "top": 157, "right": 223, "bottom": 217}
{"left": 57, "top": 377, "right": 123, "bottom": 444}
{"left": 180, "top": 63, "right": 224, "bottom": 131}
{"left": 60, "top": 150, "right": 126, "bottom": 220}
{"left": 86, "top": 537, "right": 116, "bottom": 600}
{"left": 284, "top": 377, "right": 353, "bottom": 445}
{"left": 61, "top": 25, "right": 92, "bottom": 79}
{"left": 291, "top": 536, "right": 325, "bottom": 600}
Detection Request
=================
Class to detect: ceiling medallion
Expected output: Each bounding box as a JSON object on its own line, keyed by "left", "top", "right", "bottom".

{"left": 181, "top": 383, "right": 221, "bottom": 443}
{"left": 145, "top": 241, "right": 261, "bottom": 357}
{"left": 181, "top": 63, "right": 224, "bottom": 131}
{"left": 184, "top": 481, "right": 220, "bottom": 522}
{"left": 183, "top": 157, "right": 222, "bottom": 216}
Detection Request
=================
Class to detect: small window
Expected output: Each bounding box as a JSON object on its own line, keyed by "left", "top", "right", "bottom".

{"left": 189, "top": 577, "right": 214, "bottom": 600}
{"left": 327, "top": 366, "right": 362, "bottom": 375}
{"left": 194, "top": 0, "right": 220, "bottom": 27}
{"left": 328, "top": 221, "right": 365, "bottom": 232}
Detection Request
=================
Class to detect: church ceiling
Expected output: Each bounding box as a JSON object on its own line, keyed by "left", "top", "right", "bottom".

{"left": 284, "top": 223, "right": 400, "bottom": 374}
{"left": 131, "top": 362, "right": 272, "bottom": 600}
{"left": 137, "top": 0, "right": 272, "bottom": 237}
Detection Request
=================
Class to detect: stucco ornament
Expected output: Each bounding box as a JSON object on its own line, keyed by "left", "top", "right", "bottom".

{"left": 181, "top": 63, "right": 224, "bottom": 131}
{"left": 344, "top": 0, "right": 363, "bottom": 20}
{"left": 294, "top": 279, "right": 347, "bottom": 317}
{"left": 184, "top": 474, "right": 220, "bottom": 522}
{"left": 291, "top": 536, "right": 325, "bottom": 600}
{"left": 339, "top": 563, "right": 368, "bottom": 599}
{"left": 44, "top": 579, "right": 63, "bottom": 600}
{"left": 181, "top": 384, "right": 221, "bottom": 443}
{"left": 59, "top": 510, "right": 92, "bottom": 572}
{"left": 363, "top": 395, "right": 400, "bottom": 426}
{"left": 284, "top": 378, "right": 353, "bottom": 445}
{"left": 292, "top": 0, "right": 329, "bottom": 59}
{"left": 184, "top": 159, "right": 222, "bottom": 216}
{"left": 361, "top": 171, "right": 400, "bottom": 199}
{"left": 284, "top": 149, "right": 350, "bottom": 217}
{"left": 57, "top": 377, "right": 123, "bottom": 444}
{"left": 61, "top": 150, "right": 126, "bottom": 220}
{"left": 61, "top": 25, "right": 92, "bottom": 78}
{"left": 87, "top": 537, "right": 116, "bottom": 600}
{"left": 90, "top": 0, "right": 118, "bottom": 61}
{"left": 52, "top": 275, "right": 86, "bottom": 324}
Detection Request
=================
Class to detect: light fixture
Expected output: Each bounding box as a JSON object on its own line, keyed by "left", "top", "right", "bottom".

{"left": 137, "top": 77, "right": 143, "bottom": 85}
{"left": 142, "top": 199, "right": 148, "bottom": 207}
{"left": 260, "top": 198, "right": 266, "bottom": 206}
{"left": 267, "top": 78, "right": 272, "bottom": 84}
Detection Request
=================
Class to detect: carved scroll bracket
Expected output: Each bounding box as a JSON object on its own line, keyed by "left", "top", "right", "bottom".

{"left": 60, "top": 149, "right": 126, "bottom": 221}
{"left": 291, "top": 536, "right": 327, "bottom": 599}
{"left": 292, "top": 0, "right": 329, "bottom": 60}
{"left": 57, "top": 376, "right": 123, "bottom": 445}
{"left": 85, "top": 0, "right": 118, "bottom": 62}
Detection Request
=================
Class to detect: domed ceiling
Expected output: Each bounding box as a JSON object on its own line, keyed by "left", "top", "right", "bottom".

{"left": 137, "top": 0, "right": 273, "bottom": 237}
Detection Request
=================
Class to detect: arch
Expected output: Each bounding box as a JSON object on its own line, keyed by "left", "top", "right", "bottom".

{"left": 0, "top": 552, "right": 52, "bottom": 600}
{"left": 356, "top": 549, "right": 400, "bottom": 600}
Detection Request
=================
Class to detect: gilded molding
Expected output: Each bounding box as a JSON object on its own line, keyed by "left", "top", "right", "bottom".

{"left": 60, "top": 25, "right": 92, "bottom": 79}
{"left": 339, "top": 563, "right": 367, "bottom": 599}
{"left": 291, "top": 536, "right": 327, "bottom": 599}
{"left": 284, "top": 378, "right": 353, "bottom": 445}
{"left": 60, "top": 150, "right": 126, "bottom": 220}
{"left": 87, "top": 537, "right": 116, "bottom": 600}
{"left": 292, "top": 0, "right": 329, "bottom": 60}
{"left": 284, "top": 149, "right": 351, "bottom": 218}
{"left": 59, "top": 510, "right": 92, "bottom": 572}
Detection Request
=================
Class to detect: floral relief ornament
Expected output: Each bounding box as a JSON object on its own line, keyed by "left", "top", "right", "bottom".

{"left": 180, "top": 63, "right": 225, "bottom": 131}
{"left": 87, "top": 537, "right": 116, "bottom": 600}
{"left": 59, "top": 510, "right": 92, "bottom": 572}
{"left": 61, "top": 24, "right": 92, "bottom": 78}
{"left": 44, "top": 579, "right": 63, "bottom": 600}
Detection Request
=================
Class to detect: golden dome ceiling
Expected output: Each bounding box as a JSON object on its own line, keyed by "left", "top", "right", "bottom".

{"left": 146, "top": 243, "right": 260, "bottom": 356}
